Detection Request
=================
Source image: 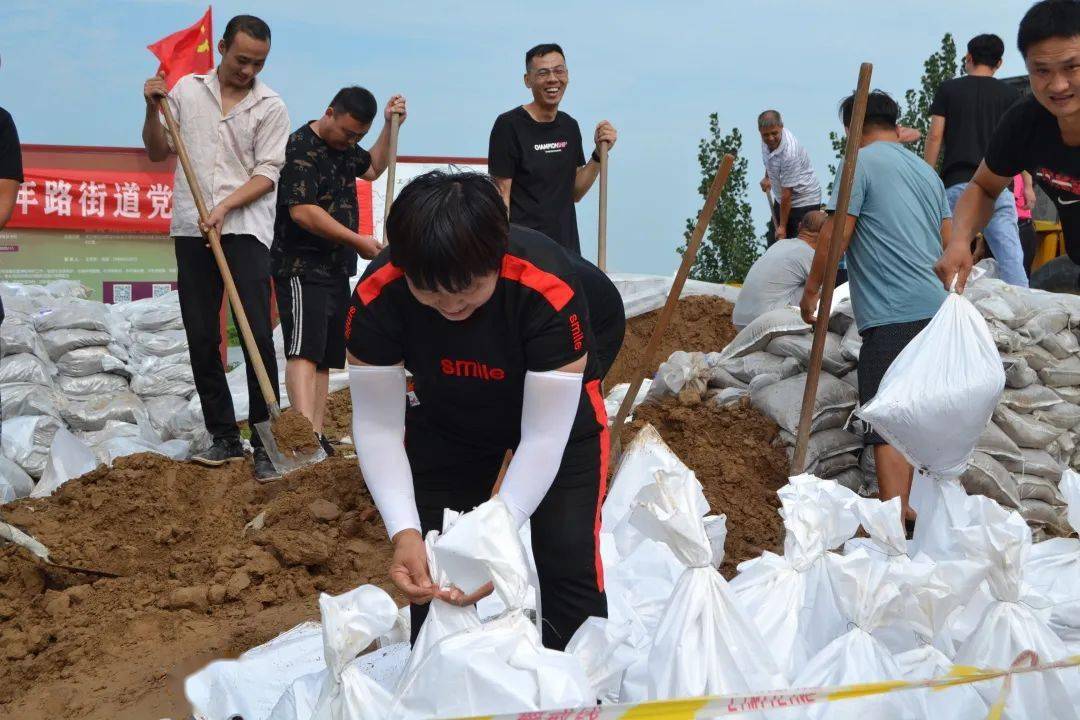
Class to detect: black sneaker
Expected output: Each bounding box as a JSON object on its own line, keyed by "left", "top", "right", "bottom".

{"left": 253, "top": 447, "right": 281, "bottom": 483}
{"left": 191, "top": 438, "right": 244, "bottom": 467}
{"left": 318, "top": 434, "right": 336, "bottom": 457}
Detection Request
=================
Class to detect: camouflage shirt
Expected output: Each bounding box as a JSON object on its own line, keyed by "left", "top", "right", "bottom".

{"left": 272, "top": 122, "right": 372, "bottom": 279}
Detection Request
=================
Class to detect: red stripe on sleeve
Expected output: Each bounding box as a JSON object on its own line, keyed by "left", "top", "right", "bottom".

{"left": 500, "top": 254, "right": 575, "bottom": 312}
{"left": 584, "top": 379, "right": 609, "bottom": 593}
{"left": 356, "top": 263, "right": 405, "bottom": 306}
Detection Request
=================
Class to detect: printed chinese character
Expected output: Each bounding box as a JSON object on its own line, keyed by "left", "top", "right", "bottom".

{"left": 112, "top": 182, "right": 141, "bottom": 219}
{"left": 16, "top": 181, "right": 38, "bottom": 214}
{"left": 44, "top": 179, "right": 73, "bottom": 216}
{"left": 147, "top": 183, "right": 173, "bottom": 220}
{"left": 78, "top": 181, "right": 107, "bottom": 218}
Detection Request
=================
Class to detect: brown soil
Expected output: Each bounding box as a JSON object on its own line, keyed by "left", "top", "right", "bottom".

{"left": 0, "top": 453, "right": 395, "bottom": 720}
{"left": 271, "top": 408, "right": 321, "bottom": 456}
{"left": 606, "top": 295, "right": 738, "bottom": 388}
{"left": 620, "top": 397, "right": 788, "bottom": 578}
{"left": 322, "top": 388, "right": 353, "bottom": 442}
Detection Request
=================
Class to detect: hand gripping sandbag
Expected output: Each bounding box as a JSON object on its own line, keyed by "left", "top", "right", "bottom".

{"left": 953, "top": 508, "right": 1080, "bottom": 720}
{"left": 628, "top": 468, "right": 786, "bottom": 709}
{"left": 1026, "top": 470, "right": 1080, "bottom": 650}
{"left": 791, "top": 550, "right": 926, "bottom": 720}
{"left": 390, "top": 498, "right": 592, "bottom": 719}
{"left": 857, "top": 293, "right": 1005, "bottom": 477}
{"left": 728, "top": 476, "right": 861, "bottom": 680}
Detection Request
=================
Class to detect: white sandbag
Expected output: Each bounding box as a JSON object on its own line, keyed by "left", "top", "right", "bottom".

{"left": 1034, "top": 400, "right": 1080, "bottom": 430}
{"left": 830, "top": 467, "right": 864, "bottom": 493}
{"left": 895, "top": 645, "right": 988, "bottom": 717}
{"left": 0, "top": 320, "right": 50, "bottom": 363}
{"left": 0, "top": 353, "right": 54, "bottom": 386}
{"left": 706, "top": 387, "right": 748, "bottom": 409}
{"left": 131, "top": 329, "right": 189, "bottom": 358}
{"left": 1002, "top": 448, "right": 1065, "bottom": 481}
{"left": 33, "top": 299, "right": 110, "bottom": 333}
{"left": 1018, "top": 343, "right": 1060, "bottom": 372}
{"left": 648, "top": 351, "right": 709, "bottom": 398}
{"left": 57, "top": 372, "right": 129, "bottom": 397}
{"left": 707, "top": 366, "right": 748, "bottom": 391}
{"left": 142, "top": 395, "right": 190, "bottom": 439}
{"left": 719, "top": 351, "right": 800, "bottom": 384}
{"left": 959, "top": 452, "right": 1021, "bottom": 508}
{"left": 628, "top": 472, "right": 785, "bottom": 703}
{"left": 1027, "top": 471, "right": 1080, "bottom": 649}
{"left": 993, "top": 404, "right": 1063, "bottom": 449}
{"left": 130, "top": 362, "right": 196, "bottom": 398}
{"left": 30, "top": 427, "right": 100, "bottom": 498}
{"left": 752, "top": 372, "right": 857, "bottom": 436}
{"left": 0, "top": 455, "right": 34, "bottom": 504}
{"left": 2, "top": 414, "right": 62, "bottom": 461}
{"left": 1019, "top": 476, "right": 1066, "bottom": 506}
{"left": 975, "top": 420, "right": 1024, "bottom": 464}
{"left": 62, "top": 392, "right": 146, "bottom": 432}
{"left": 814, "top": 452, "right": 859, "bottom": 479}
{"left": 56, "top": 346, "right": 127, "bottom": 378}
{"left": 0, "top": 382, "right": 61, "bottom": 420}
{"left": 838, "top": 321, "right": 861, "bottom": 362}
{"left": 953, "top": 510, "right": 1080, "bottom": 720}
{"left": 974, "top": 286, "right": 1036, "bottom": 329}
{"left": 1054, "top": 385, "right": 1080, "bottom": 405}
{"left": 765, "top": 331, "right": 853, "bottom": 376}
{"left": 790, "top": 549, "right": 925, "bottom": 720}
{"left": 603, "top": 381, "right": 651, "bottom": 424}
{"left": 781, "top": 429, "right": 864, "bottom": 473}
{"left": 857, "top": 294, "right": 1004, "bottom": 477}
{"left": 716, "top": 307, "right": 809, "bottom": 362}
{"left": 1020, "top": 498, "right": 1073, "bottom": 537}
{"left": 1001, "top": 385, "right": 1064, "bottom": 414}
{"left": 564, "top": 617, "right": 638, "bottom": 705}
{"left": 93, "top": 436, "right": 191, "bottom": 465}
{"left": 988, "top": 321, "right": 1023, "bottom": 353}
{"left": 391, "top": 498, "right": 593, "bottom": 718}
{"left": 187, "top": 622, "right": 325, "bottom": 720}
{"left": 729, "top": 476, "right": 860, "bottom": 679}
{"left": 43, "top": 278, "right": 90, "bottom": 299}
{"left": 123, "top": 292, "right": 184, "bottom": 332}
{"left": 1039, "top": 355, "right": 1080, "bottom": 388}
{"left": 1040, "top": 328, "right": 1080, "bottom": 359}
{"left": 40, "top": 328, "right": 112, "bottom": 360}
{"left": 1002, "top": 355, "right": 1038, "bottom": 389}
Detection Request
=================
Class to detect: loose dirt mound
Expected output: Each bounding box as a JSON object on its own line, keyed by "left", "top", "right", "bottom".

{"left": 621, "top": 397, "right": 788, "bottom": 578}
{"left": 271, "top": 407, "right": 321, "bottom": 455}
{"left": 0, "top": 453, "right": 395, "bottom": 720}
{"left": 606, "top": 295, "right": 738, "bottom": 388}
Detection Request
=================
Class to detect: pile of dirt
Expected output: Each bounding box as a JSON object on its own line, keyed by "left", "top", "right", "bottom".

{"left": 0, "top": 453, "right": 395, "bottom": 720}
{"left": 606, "top": 295, "right": 738, "bottom": 388}
{"left": 271, "top": 407, "right": 320, "bottom": 455}
{"left": 620, "top": 397, "right": 788, "bottom": 578}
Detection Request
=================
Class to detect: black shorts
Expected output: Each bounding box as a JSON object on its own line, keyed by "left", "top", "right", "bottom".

{"left": 276, "top": 275, "right": 349, "bottom": 369}
{"left": 405, "top": 392, "right": 609, "bottom": 651}
{"left": 858, "top": 318, "right": 931, "bottom": 445}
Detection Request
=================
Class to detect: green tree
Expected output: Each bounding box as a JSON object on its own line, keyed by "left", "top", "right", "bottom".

{"left": 679, "top": 114, "right": 762, "bottom": 283}
{"left": 826, "top": 33, "right": 958, "bottom": 192}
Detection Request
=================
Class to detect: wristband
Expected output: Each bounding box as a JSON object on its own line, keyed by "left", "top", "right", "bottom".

{"left": 591, "top": 149, "right": 602, "bottom": 164}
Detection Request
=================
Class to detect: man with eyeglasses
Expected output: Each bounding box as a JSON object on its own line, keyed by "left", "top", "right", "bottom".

{"left": 488, "top": 43, "right": 617, "bottom": 255}
{"left": 270, "top": 86, "right": 405, "bottom": 462}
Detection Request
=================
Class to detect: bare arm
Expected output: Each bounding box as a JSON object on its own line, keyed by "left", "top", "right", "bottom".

{"left": 923, "top": 115, "right": 945, "bottom": 168}
{"left": 1022, "top": 171, "right": 1037, "bottom": 212}
{"left": 573, "top": 158, "right": 601, "bottom": 202}
{"left": 142, "top": 99, "right": 172, "bottom": 162}
{"left": 934, "top": 162, "right": 1008, "bottom": 293}
{"left": 800, "top": 213, "right": 855, "bottom": 324}
{"left": 778, "top": 186, "right": 793, "bottom": 237}
{"left": 493, "top": 176, "right": 513, "bottom": 215}
{"left": 0, "top": 179, "right": 18, "bottom": 230}
{"left": 363, "top": 95, "right": 407, "bottom": 181}
{"left": 289, "top": 204, "right": 381, "bottom": 259}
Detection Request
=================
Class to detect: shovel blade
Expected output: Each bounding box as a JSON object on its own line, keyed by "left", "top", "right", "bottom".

{"left": 254, "top": 420, "right": 326, "bottom": 477}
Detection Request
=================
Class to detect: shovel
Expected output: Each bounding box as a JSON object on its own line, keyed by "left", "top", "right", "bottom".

{"left": 157, "top": 98, "right": 325, "bottom": 476}
{"left": 382, "top": 111, "right": 402, "bottom": 244}
{"left": 0, "top": 519, "right": 120, "bottom": 578}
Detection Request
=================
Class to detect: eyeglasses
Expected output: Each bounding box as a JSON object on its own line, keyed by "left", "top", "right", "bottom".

{"left": 532, "top": 66, "right": 568, "bottom": 80}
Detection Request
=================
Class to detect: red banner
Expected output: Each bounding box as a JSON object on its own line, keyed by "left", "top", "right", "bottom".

{"left": 9, "top": 167, "right": 376, "bottom": 236}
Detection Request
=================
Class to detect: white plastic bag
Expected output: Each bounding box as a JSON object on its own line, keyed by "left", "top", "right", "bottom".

{"left": 31, "top": 427, "right": 100, "bottom": 498}
{"left": 33, "top": 299, "right": 111, "bottom": 333}
{"left": 1027, "top": 470, "right": 1080, "bottom": 649}
{"left": 40, "top": 328, "right": 112, "bottom": 360}
{"left": 717, "top": 306, "right": 810, "bottom": 361}
{"left": 894, "top": 645, "right": 988, "bottom": 717}
{"left": 130, "top": 362, "right": 196, "bottom": 397}
{"left": 1, "top": 382, "right": 61, "bottom": 420}
{"left": 728, "top": 476, "right": 861, "bottom": 679}
{"left": 629, "top": 472, "right": 785, "bottom": 705}
{"left": 390, "top": 498, "right": 592, "bottom": 719}
{"left": 0, "top": 455, "right": 34, "bottom": 504}
{"left": 56, "top": 346, "right": 128, "bottom": 377}
{"left": 857, "top": 293, "right": 1005, "bottom": 476}
{"left": 0, "top": 353, "right": 55, "bottom": 386}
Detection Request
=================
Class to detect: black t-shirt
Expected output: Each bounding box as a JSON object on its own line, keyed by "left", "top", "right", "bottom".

{"left": 488, "top": 106, "right": 586, "bottom": 254}
{"left": 0, "top": 106, "right": 23, "bottom": 325}
{"left": 272, "top": 123, "right": 372, "bottom": 279}
{"left": 985, "top": 95, "right": 1080, "bottom": 263}
{"left": 930, "top": 76, "right": 1020, "bottom": 188}
{"left": 345, "top": 225, "right": 613, "bottom": 452}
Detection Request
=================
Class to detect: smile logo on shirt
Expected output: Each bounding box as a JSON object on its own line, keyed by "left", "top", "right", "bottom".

{"left": 569, "top": 313, "right": 584, "bottom": 351}
{"left": 441, "top": 358, "right": 506, "bottom": 381}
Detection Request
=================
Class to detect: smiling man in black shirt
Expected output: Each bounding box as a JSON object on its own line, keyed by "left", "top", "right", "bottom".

{"left": 488, "top": 43, "right": 617, "bottom": 255}
{"left": 0, "top": 105, "right": 23, "bottom": 443}
{"left": 272, "top": 86, "right": 405, "bottom": 458}
{"left": 939, "top": 0, "right": 1080, "bottom": 291}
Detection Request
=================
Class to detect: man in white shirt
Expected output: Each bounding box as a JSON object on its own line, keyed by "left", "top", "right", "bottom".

{"left": 758, "top": 110, "right": 823, "bottom": 245}
{"left": 733, "top": 210, "right": 824, "bottom": 328}
{"left": 141, "top": 14, "right": 290, "bottom": 480}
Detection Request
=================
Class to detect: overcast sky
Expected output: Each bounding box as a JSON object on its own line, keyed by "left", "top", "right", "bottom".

{"left": 0, "top": 0, "right": 1035, "bottom": 274}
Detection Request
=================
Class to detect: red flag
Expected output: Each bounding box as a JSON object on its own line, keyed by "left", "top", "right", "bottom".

{"left": 147, "top": 6, "right": 214, "bottom": 90}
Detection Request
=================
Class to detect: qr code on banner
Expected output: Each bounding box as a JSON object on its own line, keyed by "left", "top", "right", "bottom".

{"left": 152, "top": 283, "right": 172, "bottom": 297}
{"left": 113, "top": 284, "right": 132, "bottom": 303}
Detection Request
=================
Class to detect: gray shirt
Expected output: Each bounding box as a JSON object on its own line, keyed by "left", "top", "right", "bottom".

{"left": 733, "top": 238, "right": 815, "bottom": 328}
{"left": 762, "top": 128, "right": 822, "bottom": 208}
{"left": 827, "top": 141, "right": 949, "bottom": 332}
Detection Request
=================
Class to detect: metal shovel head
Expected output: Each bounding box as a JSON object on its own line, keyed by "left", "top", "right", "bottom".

{"left": 0, "top": 519, "right": 120, "bottom": 577}
{"left": 254, "top": 420, "right": 327, "bottom": 477}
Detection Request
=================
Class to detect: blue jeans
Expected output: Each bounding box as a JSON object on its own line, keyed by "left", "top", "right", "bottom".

{"left": 946, "top": 182, "right": 1028, "bottom": 287}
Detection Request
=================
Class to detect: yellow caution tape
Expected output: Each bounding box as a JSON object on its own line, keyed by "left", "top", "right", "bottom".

{"left": 453, "top": 652, "right": 1080, "bottom": 720}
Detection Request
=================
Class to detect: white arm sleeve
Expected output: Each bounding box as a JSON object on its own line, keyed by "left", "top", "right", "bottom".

{"left": 498, "top": 369, "right": 585, "bottom": 528}
{"left": 348, "top": 364, "right": 421, "bottom": 540}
